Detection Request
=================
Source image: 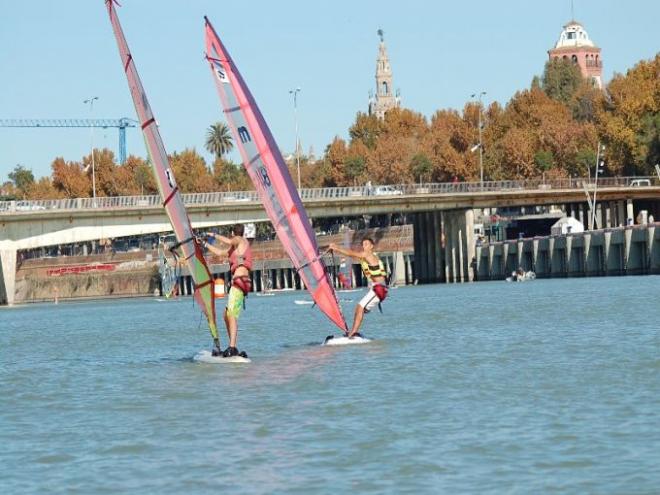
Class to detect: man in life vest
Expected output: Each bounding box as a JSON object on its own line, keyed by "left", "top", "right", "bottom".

{"left": 329, "top": 237, "right": 388, "bottom": 338}
{"left": 203, "top": 224, "right": 253, "bottom": 357}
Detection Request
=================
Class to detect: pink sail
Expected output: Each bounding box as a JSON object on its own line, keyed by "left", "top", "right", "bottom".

{"left": 204, "top": 17, "right": 348, "bottom": 333}
{"left": 106, "top": 1, "right": 219, "bottom": 343}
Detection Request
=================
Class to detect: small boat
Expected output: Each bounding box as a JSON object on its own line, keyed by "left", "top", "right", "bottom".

{"left": 506, "top": 268, "right": 536, "bottom": 282}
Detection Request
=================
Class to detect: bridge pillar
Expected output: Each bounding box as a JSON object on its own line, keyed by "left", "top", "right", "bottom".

{"left": 626, "top": 199, "right": 634, "bottom": 225}
{"left": 0, "top": 247, "right": 17, "bottom": 306}
{"left": 392, "top": 251, "right": 406, "bottom": 286}
{"left": 412, "top": 211, "right": 445, "bottom": 283}
{"left": 441, "top": 209, "right": 475, "bottom": 282}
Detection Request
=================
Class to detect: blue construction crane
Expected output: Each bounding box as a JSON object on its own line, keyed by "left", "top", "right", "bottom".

{"left": 0, "top": 118, "right": 137, "bottom": 164}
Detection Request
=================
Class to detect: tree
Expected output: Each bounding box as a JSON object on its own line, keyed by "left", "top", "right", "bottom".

{"left": 213, "top": 158, "right": 251, "bottom": 191}
{"left": 170, "top": 149, "right": 215, "bottom": 193}
{"left": 349, "top": 112, "right": 382, "bottom": 149}
{"left": 597, "top": 54, "right": 660, "bottom": 175}
{"left": 205, "top": 122, "right": 234, "bottom": 159}
{"left": 131, "top": 157, "right": 157, "bottom": 195}
{"left": 344, "top": 156, "right": 366, "bottom": 185}
{"left": 26, "top": 177, "right": 62, "bottom": 200}
{"left": 8, "top": 164, "right": 34, "bottom": 198}
{"left": 324, "top": 137, "right": 348, "bottom": 186}
{"left": 534, "top": 150, "right": 554, "bottom": 172}
{"left": 52, "top": 157, "right": 91, "bottom": 198}
{"left": 410, "top": 153, "right": 432, "bottom": 183}
{"left": 542, "top": 58, "right": 584, "bottom": 104}
{"left": 83, "top": 148, "right": 117, "bottom": 197}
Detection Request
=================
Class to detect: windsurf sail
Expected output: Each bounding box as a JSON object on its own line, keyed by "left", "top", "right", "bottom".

{"left": 204, "top": 17, "right": 348, "bottom": 333}
{"left": 106, "top": 1, "right": 219, "bottom": 343}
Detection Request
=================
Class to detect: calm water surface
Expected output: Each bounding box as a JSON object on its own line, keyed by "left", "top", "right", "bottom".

{"left": 1, "top": 276, "right": 659, "bottom": 494}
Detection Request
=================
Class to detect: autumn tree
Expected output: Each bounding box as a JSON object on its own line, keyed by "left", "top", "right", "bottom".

{"left": 52, "top": 157, "right": 91, "bottom": 197}
{"left": 26, "top": 177, "right": 62, "bottom": 200}
{"left": 213, "top": 158, "right": 251, "bottom": 191}
{"left": 324, "top": 137, "right": 349, "bottom": 186}
{"left": 169, "top": 149, "right": 215, "bottom": 193}
{"left": 349, "top": 113, "right": 382, "bottom": 149}
{"left": 597, "top": 54, "right": 660, "bottom": 175}
{"left": 82, "top": 148, "right": 117, "bottom": 196}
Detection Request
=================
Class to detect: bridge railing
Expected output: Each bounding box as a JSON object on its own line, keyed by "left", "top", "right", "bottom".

{"left": 0, "top": 176, "right": 655, "bottom": 214}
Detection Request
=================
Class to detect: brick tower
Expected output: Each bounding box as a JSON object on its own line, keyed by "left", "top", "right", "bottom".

{"left": 548, "top": 20, "right": 603, "bottom": 88}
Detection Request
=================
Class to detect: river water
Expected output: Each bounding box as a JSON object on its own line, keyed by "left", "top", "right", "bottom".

{"left": 1, "top": 276, "right": 659, "bottom": 494}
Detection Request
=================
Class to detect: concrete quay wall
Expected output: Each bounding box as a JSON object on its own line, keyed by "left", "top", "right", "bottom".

{"left": 8, "top": 227, "right": 413, "bottom": 304}
{"left": 474, "top": 224, "right": 660, "bottom": 280}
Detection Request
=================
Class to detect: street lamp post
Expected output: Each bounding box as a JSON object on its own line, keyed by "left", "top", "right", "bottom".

{"left": 471, "top": 91, "right": 487, "bottom": 187}
{"left": 591, "top": 143, "right": 605, "bottom": 230}
{"left": 83, "top": 96, "right": 99, "bottom": 202}
{"left": 289, "top": 87, "right": 301, "bottom": 189}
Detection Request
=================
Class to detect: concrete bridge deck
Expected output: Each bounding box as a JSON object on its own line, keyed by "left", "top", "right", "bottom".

{"left": 2, "top": 178, "right": 658, "bottom": 304}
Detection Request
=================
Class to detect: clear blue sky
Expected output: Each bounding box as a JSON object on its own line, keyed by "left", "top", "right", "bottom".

{"left": 1, "top": 0, "right": 658, "bottom": 180}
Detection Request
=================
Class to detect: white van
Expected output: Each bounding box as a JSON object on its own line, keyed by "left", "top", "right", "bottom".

{"left": 630, "top": 179, "right": 651, "bottom": 187}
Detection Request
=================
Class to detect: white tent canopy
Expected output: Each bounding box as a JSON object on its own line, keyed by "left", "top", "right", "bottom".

{"left": 551, "top": 216, "right": 585, "bottom": 235}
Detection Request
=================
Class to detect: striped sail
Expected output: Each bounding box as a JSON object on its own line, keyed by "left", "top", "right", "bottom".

{"left": 204, "top": 17, "right": 348, "bottom": 333}
{"left": 106, "top": 1, "right": 219, "bottom": 342}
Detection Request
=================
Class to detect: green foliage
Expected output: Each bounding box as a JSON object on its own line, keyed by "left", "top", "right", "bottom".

{"left": 8, "top": 164, "right": 35, "bottom": 196}
{"left": 573, "top": 148, "right": 596, "bottom": 177}
{"left": 205, "top": 122, "right": 234, "bottom": 158}
{"left": 410, "top": 153, "right": 432, "bottom": 182}
{"left": 344, "top": 156, "right": 366, "bottom": 185}
{"left": 636, "top": 112, "right": 660, "bottom": 174}
{"left": 542, "top": 58, "right": 583, "bottom": 104}
{"left": 349, "top": 113, "right": 382, "bottom": 149}
{"left": 534, "top": 150, "right": 554, "bottom": 171}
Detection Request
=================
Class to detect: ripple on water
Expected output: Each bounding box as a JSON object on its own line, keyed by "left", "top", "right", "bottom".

{"left": 1, "top": 278, "right": 660, "bottom": 493}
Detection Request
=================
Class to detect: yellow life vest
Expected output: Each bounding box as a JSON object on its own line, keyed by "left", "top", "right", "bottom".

{"left": 360, "top": 254, "right": 385, "bottom": 280}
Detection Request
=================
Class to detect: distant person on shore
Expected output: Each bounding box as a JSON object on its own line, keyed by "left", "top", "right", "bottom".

{"left": 329, "top": 238, "right": 388, "bottom": 338}
{"left": 203, "top": 224, "right": 252, "bottom": 358}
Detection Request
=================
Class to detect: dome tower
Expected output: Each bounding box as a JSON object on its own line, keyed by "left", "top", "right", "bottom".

{"left": 548, "top": 20, "right": 603, "bottom": 88}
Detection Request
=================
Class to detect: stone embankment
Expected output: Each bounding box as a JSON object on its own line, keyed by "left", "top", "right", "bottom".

{"left": 14, "top": 226, "right": 413, "bottom": 304}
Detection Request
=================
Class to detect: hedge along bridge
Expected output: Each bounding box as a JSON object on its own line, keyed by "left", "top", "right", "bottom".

{"left": 1, "top": 177, "right": 659, "bottom": 305}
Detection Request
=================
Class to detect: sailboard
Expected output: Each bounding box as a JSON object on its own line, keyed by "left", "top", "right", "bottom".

{"left": 106, "top": 1, "right": 219, "bottom": 345}
{"left": 194, "top": 350, "right": 251, "bottom": 364}
{"left": 323, "top": 335, "right": 371, "bottom": 346}
{"left": 204, "top": 17, "right": 348, "bottom": 333}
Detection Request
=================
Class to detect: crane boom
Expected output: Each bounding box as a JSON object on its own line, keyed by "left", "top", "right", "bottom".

{"left": 0, "top": 118, "right": 137, "bottom": 163}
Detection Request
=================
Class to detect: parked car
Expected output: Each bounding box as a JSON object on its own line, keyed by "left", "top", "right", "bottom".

{"left": 373, "top": 185, "right": 403, "bottom": 196}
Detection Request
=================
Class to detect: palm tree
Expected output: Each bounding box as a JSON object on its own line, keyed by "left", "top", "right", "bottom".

{"left": 205, "top": 122, "right": 234, "bottom": 159}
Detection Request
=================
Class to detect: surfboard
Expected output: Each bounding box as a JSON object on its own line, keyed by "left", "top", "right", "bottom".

{"left": 323, "top": 335, "right": 371, "bottom": 346}
{"left": 294, "top": 300, "right": 314, "bottom": 305}
{"left": 193, "top": 350, "right": 251, "bottom": 364}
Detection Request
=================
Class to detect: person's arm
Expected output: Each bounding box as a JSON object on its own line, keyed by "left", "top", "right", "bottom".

{"left": 329, "top": 243, "right": 363, "bottom": 260}
{"left": 207, "top": 232, "right": 236, "bottom": 247}
{"left": 204, "top": 240, "right": 228, "bottom": 258}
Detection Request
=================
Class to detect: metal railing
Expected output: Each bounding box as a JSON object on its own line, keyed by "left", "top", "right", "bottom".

{"left": 0, "top": 176, "right": 655, "bottom": 215}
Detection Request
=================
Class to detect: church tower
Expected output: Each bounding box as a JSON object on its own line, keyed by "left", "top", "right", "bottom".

{"left": 368, "top": 29, "right": 400, "bottom": 119}
{"left": 548, "top": 20, "right": 603, "bottom": 88}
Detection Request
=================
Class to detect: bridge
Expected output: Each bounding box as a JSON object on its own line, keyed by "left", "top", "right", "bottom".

{"left": 1, "top": 177, "right": 658, "bottom": 304}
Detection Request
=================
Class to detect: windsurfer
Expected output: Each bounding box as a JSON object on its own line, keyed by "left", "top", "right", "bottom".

{"left": 203, "top": 224, "right": 253, "bottom": 357}
{"left": 329, "top": 238, "right": 388, "bottom": 338}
